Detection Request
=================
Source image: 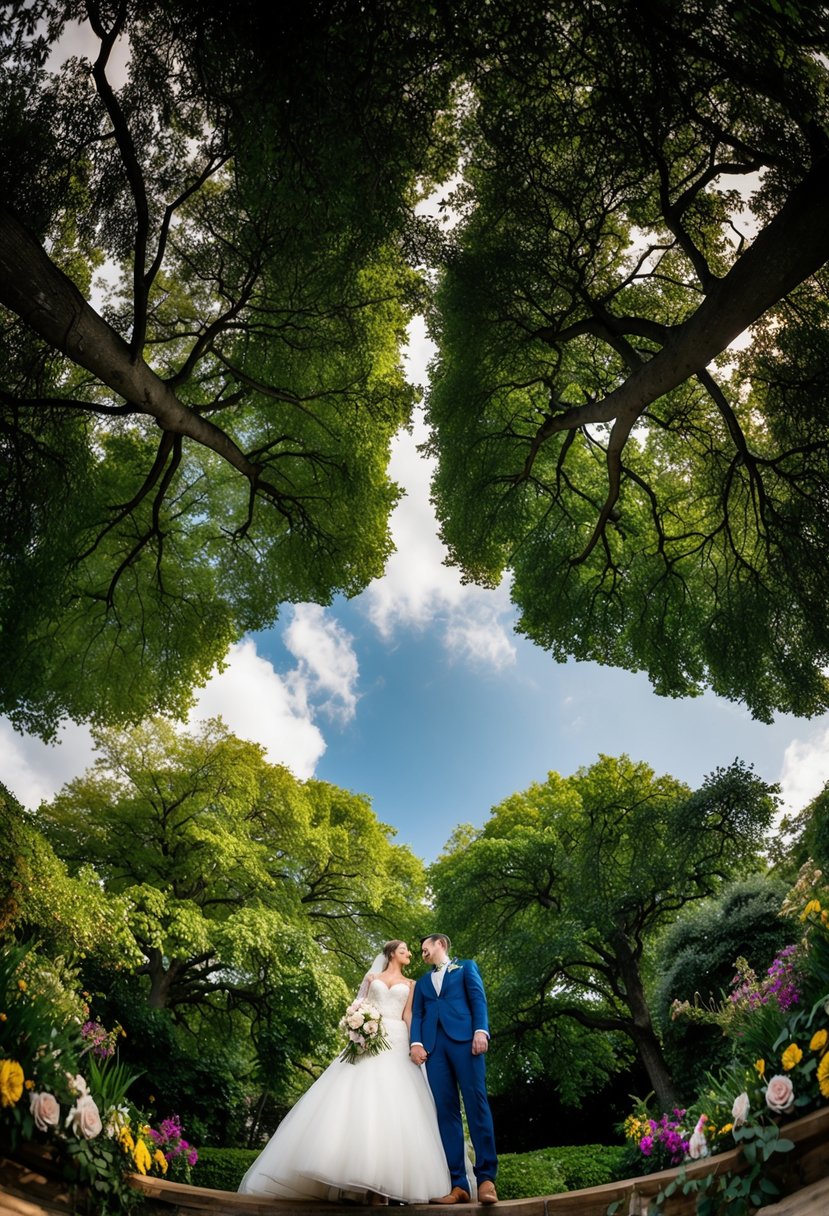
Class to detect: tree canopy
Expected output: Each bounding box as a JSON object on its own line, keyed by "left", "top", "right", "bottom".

{"left": 429, "top": 754, "right": 779, "bottom": 1112}
{"left": 0, "top": 0, "right": 454, "bottom": 738}
{"left": 36, "top": 717, "right": 429, "bottom": 1081}
{"left": 425, "top": 0, "right": 829, "bottom": 721}
{"left": 3, "top": 0, "right": 829, "bottom": 738}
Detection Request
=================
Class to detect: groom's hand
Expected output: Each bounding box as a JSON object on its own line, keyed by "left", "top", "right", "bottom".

{"left": 410, "top": 1044, "right": 428, "bottom": 1066}
{"left": 471, "top": 1031, "right": 489, "bottom": 1056}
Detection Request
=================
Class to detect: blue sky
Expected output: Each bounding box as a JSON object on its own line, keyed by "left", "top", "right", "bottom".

{"left": 2, "top": 320, "right": 829, "bottom": 863}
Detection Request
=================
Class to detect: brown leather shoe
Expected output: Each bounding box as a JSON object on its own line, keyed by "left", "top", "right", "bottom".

{"left": 478, "top": 1181, "right": 498, "bottom": 1205}
{"left": 429, "top": 1187, "right": 471, "bottom": 1204}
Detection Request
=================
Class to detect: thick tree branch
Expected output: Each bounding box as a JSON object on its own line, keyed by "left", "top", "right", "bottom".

{"left": 517, "top": 154, "right": 829, "bottom": 478}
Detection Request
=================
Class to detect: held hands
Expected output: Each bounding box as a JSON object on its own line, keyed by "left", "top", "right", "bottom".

{"left": 410, "top": 1044, "right": 429, "bottom": 1066}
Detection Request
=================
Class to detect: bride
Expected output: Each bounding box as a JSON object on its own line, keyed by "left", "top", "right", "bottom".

{"left": 238, "top": 940, "right": 453, "bottom": 1204}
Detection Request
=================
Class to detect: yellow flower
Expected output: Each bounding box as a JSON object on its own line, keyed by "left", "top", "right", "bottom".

{"left": 810, "top": 1029, "right": 828, "bottom": 1053}
{"left": 782, "top": 1042, "right": 803, "bottom": 1071}
{"left": 16, "top": 980, "right": 26, "bottom": 992}
{"left": 0, "top": 1059, "right": 25, "bottom": 1108}
{"left": 816, "top": 1052, "right": 829, "bottom": 1098}
{"left": 24, "top": 1079, "right": 34, "bottom": 1090}
{"left": 133, "top": 1139, "right": 152, "bottom": 1175}
{"left": 0, "top": 1013, "right": 6, "bottom": 1021}
{"left": 801, "top": 898, "right": 822, "bottom": 920}
{"left": 755, "top": 1058, "right": 766, "bottom": 1078}
{"left": 719, "top": 1123, "right": 733, "bottom": 1136}
{"left": 152, "top": 1149, "right": 168, "bottom": 1174}
{"left": 119, "top": 1126, "right": 135, "bottom": 1152}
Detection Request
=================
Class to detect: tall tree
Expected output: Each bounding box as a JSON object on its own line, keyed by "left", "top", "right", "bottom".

{"left": 426, "top": 0, "right": 829, "bottom": 721}
{"left": 429, "top": 754, "right": 778, "bottom": 1113}
{"left": 37, "top": 718, "right": 429, "bottom": 1034}
{"left": 0, "top": 0, "right": 454, "bottom": 738}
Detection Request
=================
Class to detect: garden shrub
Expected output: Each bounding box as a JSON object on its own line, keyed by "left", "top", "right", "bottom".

{"left": 191, "top": 1146, "right": 257, "bottom": 1191}
{"left": 549, "top": 1143, "right": 627, "bottom": 1189}
{"left": 493, "top": 1149, "right": 566, "bottom": 1199}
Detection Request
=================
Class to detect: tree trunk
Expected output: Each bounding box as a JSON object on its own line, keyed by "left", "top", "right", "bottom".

{"left": 614, "top": 935, "right": 681, "bottom": 1114}
{"left": 143, "top": 947, "right": 179, "bottom": 1009}
{"left": 0, "top": 204, "right": 258, "bottom": 477}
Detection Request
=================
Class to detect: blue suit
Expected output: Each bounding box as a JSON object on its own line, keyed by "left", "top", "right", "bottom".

{"left": 410, "top": 959, "right": 497, "bottom": 1190}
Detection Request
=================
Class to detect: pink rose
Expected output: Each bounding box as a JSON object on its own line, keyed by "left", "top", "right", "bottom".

{"left": 29, "top": 1091, "right": 60, "bottom": 1132}
{"left": 764, "top": 1074, "right": 795, "bottom": 1115}
{"left": 66, "top": 1093, "right": 103, "bottom": 1139}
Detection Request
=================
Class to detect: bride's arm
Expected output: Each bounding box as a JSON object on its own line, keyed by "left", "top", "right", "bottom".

{"left": 402, "top": 979, "right": 415, "bottom": 1029}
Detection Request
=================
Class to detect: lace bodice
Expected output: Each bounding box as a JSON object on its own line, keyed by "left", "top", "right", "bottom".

{"left": 366, "top": 978, "right": 410, "bottom": 1022}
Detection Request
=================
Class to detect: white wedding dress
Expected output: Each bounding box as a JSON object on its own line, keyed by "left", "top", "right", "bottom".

{"left": 238, "top": 979, "right": 452, "bottom": 1203}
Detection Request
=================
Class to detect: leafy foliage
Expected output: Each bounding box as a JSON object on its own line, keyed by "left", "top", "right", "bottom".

{"left": 651, "top": 877, "right": 793, "bottom": 1095}
{"left": 0, "top": 0, "right": 455, "bottom": 738}
{"left": 426, "top": 0, "right": 829, "bottom": 720}
{"left": 430, "top": 754, "right": 778, "bottom": 1111}
{"left": 191, "top": 1145, "right": 258, "bottom": 1191}
{"left": 32, "top": 716, "right": 429, "bottom": 1128}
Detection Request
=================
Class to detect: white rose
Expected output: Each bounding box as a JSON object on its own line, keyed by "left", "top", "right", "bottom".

{"left": 346, "top": 1011, "right": 364, "bottom": 1029}
{"left": 731, "top": 1092, "right": 750, "bottom": 1128}
{"left": 66, "top": 1093, "right": 103, "bottom": 1139}
{"left": 29, "top": 1091, "right": 60, "bottom": 1132}
{"left": 364, "top": 1020, "right": 379, "bottom": 1036}
{"left": 764, "top": 1074, "right": 795, "bottom": 1115}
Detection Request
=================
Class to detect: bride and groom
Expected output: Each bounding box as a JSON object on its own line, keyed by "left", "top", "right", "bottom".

{"left": 238, "top": 934, "right": 499, "bottom": 1205}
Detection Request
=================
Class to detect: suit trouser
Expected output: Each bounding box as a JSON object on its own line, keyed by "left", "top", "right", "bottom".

{"left": 425, "top": 1027, "right": 498, "bottom": 1189}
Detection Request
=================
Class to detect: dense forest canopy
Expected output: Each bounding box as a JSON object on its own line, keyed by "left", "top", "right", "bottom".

{"left": 2, "top": 0, "right": 829, "bottom": 739}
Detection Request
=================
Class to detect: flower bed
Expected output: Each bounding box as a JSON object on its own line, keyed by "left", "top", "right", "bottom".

{"left": 0, "top": 941, "right": 199, "bottom": 1213}
{"left": 610, "top": 865, "right": 829, "bottom": 1214}
{"left": 119, "top": 1106, "right": 829, "bottom": 1214}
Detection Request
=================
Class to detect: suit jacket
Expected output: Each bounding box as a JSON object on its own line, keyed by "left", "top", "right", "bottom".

{"left": 410, "top": 958, "right": 490, "bottom": 1053}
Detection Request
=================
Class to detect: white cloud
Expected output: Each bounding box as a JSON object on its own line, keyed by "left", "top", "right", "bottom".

{"left": 188, "top": 636, "right": 327, "bottom": 778}
{"left": 444, "top": 609, "right": 517, "bottom": 670}
{"left": 0, "top": 630, "right": 345, "bottom": 807}
{"left": 779, "top": 725, "right": 829, "bottom": 815}
{"left": 281, "top": 604, "right": 360, "bottom": 723}
{"left": 362, "top": 318, "right": 517, "bottom": 670}
{"left": 0, "top": 718, "right": 95, "bottom": 810}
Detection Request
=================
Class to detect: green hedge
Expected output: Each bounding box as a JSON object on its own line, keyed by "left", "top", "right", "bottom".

{"left": 494, "top": 1149, "right": 566, "bottom": 1199}
{"left": 191, "top": 1146, "right": 257, "bottom": 1192}
{"left": 544, "top": 1144, "right": 627, "bottom": 1191}
{"left": 190, "top": 1142, "right": 625, "bottom": 1200}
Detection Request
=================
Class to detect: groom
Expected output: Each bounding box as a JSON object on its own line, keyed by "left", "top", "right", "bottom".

{"left": 410, "top": 934, "right": 498, "bottom": 1205}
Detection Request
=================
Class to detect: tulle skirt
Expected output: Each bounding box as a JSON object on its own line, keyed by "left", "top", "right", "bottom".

{"left": 238, "top": 1018, "right": 452, "bottom": 1203}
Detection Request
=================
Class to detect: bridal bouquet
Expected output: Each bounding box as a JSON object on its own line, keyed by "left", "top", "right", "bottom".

{"left": 338, "top": 998, "right": 390, "bottom": 1064}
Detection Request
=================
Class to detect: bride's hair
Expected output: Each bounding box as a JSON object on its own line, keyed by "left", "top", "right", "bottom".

{"left": 381, "top": 940, "right": 404, "bottom": 969}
